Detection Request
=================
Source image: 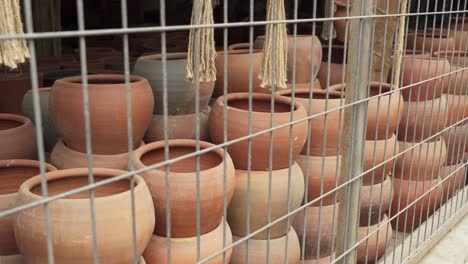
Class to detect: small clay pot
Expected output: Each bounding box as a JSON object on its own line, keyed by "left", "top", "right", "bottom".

{"left": 210, "top": 93, "right": 308, "bottom": 170}
{"left": 143, "top": 219, "right": 233, "bottom": 264}
{"left": 359, "top": 176, "right": 393, "bottom": 226}
{"left": 14, "top": 168, "right": 155, "bottom": 263}
{"left": 406, "top": 31, "right": 455, "bottom": 53}
{"left": 296, "top": 154, "right": 341, "bottom": 205}
{"left": 398, "top": 96, "right": 448, "bottom": 142}
{"left": 0, "top": 72, "right": 44, "bottom": 114}
{"left": 230, "top": 228, "right": 301, "bottom": 264}
{"left": 317, "top": 45, "right": 348, "bottom": 86}
{"left": 357, "top": 215, "right": 392, "bottom": 264}
{"left": 292, "top": 204, "right": 338, "bottom": 259}
{"left": 0, "top": 114, "right": 37, "bottom": 160}
{"left": 444, "top": 93, "right": 468, "bottom": 126}
{"left": 443, "top": 124, "right": 468, "bottom": 165}
{"left": 440, "top": 161, "right": 466, "bottom": 200}
{"left": 286, "top": 79, "right": 322, "bottom": 90}
{"left": 144, "top": 106, "right": 211, "bottom": 143}
{"left": 227, "top": 163, "right": 305, "bottom": 239}
{"left": 50, "top": 74, "right": 154, "bottom": 154}
{"left": 0, "top": 160, "right": 56, "bottom": 256}
{"left": 334, "top": 2, "right": 350, "bottom": 42}
{"left": 362, "top": 134, "right": 399, "bottom": 185}
{"left": 134, "top": 139, "right": 235, "bottom": 237}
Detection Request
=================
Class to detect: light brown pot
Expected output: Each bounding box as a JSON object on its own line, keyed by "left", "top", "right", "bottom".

{"left": 227, "top": 163, "right": 305, "bottom": 239}
{"left": 14, "top": 168, "right": 155, "bottom": 263}
{"left": 362, "top": 134, "right": 399, "bottom": 185}
{"left": 357, "top": 215, "right": 392, "bottom": 264}
{"left": 440, "top": 161, "right": 466, "bottom": 200}
{"left": 333, "top": 2, "right": 350, "bottom": 42}
{"left": 444, "top": 93, "right": 468, "bottom": 127}
{"left": 359, "top": 176, "right": 393, "bottom": 226}
{"left": 443, "top": 124, "right": 468, "bottom": 165}
{"left": 0, "top": 114, "right": 36, "bottom": 160}
{"left": 49, "top": 74, "right": 154, "bottom": 154}
{"left": 0, "top": 160, "right": 56, "bottom": 256}
{"left": 134, "top": 139, "right": 235, "bottom": 237}
{"left": 209, "top": 93, "right": 308, "bottom": 170}
{"left": 317, "top": 45, "right": 347, "bottom": 86}
{"left": 406, "top": 31, "right": 455, "bottom": 53}
{"left": 143, "top": 219, "right": 233, "bottom": 264}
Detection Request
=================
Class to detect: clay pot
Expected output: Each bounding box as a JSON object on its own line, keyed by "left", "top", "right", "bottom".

{"left": 14, "top": 168, "right": 155, "bottom": 263}
{"left": 440, "top": 161, "right": 466, "bottom": 200}
{"left": 286, "top": 79, "right": 322, "bottom": 90}
{"left": 227, "top": 163, "right": 305, "bottom": 239}
{"left": 398, "top": 96, "right": 448, "bottom": 142}
{"left": 0, "top": 114, "right": 37, "bottom": 160}
{"left": 444, "top": 93, "right": 468, "bottom": 126}
{"left": 394, "top": 138, "right": 447, "bottom": 181}
{"left": 214, "top": 50, "right": 264, "bottom": 96}
{"left": 144, "top": 106, "right": 211, "bottom": 143}
{"left": 360, "top": 176, "right": 393, "bottom": 226}
{"left": 133, "top": 53, "right": 214, "bottom": 115}
{"left": 330, "top": 82, "right": 403, "bottom": 140}
{"left": 50, "top": 74, "right": 153, "bottom": 154}
{"left": 433, "top": 50, "right": 468, "bottom": 68}
{"left": 134, "top": 139, "right": 235, "bottom": 237}
{"left": 443, "top": 124, "right": 468, "bottom": 165}
{"left": 0, "top": 73, "right": 44, "bottom": 114}
{"left": 276, "top": 89, "right": 344, "bottom": 156}
{"left": 230, "top": 228, "right": 301, "bottom": 264}
{"left": 296, "top": 154, "right": 341, "bottom": 205}
{"left": 143, "top": 219, "right": 233, "bottom": 264}
{"left": 0, "top": 160, "right": 56, "bottom": 256}
{"left": 292, "top": 204, "right": 338, "bottom": 259}
{"left": 302, "top": 255, "right": 335, "bottom": 264}
{"left": 406, "top": 31, "right": 455, "bottom": 53}
{"left": 209, "top": 93, "right": 308, "bottom": 170}
{"left": 357, "top": 215, "right": 392, "bottom": 264}
{"left": 334, "top": 2, "right": 350, "bottom": 42}
{"left": 432, "top": 51, "right": 468, "bottom": 95}
{"left": 362, "top": 134, "right": 399, "bottom": 185}
{"left": 317, "top": 45, "right": 348, "bottom": 86}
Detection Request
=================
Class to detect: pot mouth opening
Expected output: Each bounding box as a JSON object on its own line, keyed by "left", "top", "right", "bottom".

{"left": 218, "top": 49, "right": 262, "bottom": 56}
{"left": 280, "top": 90, "right": 343, "bottom": 100}
{"left": 227, "top": 96, "right": 296, "bottom": 113}
{"left": 0, "top": 119, "right": 23, "bottom": 130}
{"left": 0, "top": 161, "right": 55, "bottom": 195}
{"left": 67, "top": 75, "right": 141, "bottom": 85}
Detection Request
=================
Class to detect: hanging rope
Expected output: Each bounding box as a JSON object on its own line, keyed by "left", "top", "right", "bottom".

{"left": 258, "top": 0, "right": 288, "bottom": 89}
{"left": 0, "top": 0, "right": 29, "bottom": 69}
{"left": 321, "top": 0, "right": 337, "bottom": 40}
{"left": 186, "top": 0, "right": 217, "bottom": 82}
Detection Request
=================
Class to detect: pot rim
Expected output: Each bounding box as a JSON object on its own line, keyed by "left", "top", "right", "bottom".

{"left": 53, "top": 139, "right": 144, "bottom": 159}
{"left": 232, "top": 224, "right": 298, "bottom": 242}
{"left": 216, "top": 49, "right": 262, "bottom": 56}
{"left": 149, "top": 217, "right": 228, "bottom": 242}
{"left": 433, "top": 50, "right": 468, "bottom": 58}
{"left": 276, "top": 87, "right": 344, "bottom": 100}
{"left": 297, "top": 154, "right": 342, "bottom": 161}
{"left": 138, "top": 52, "right": 187, "bottom": 61}
{"left": 329, "top": 81, "right": 397, "bottom": 95}
{"left": 0, "top": 113, "right": 32, "bottom": 133}
{"left": 25, "top": 87, "right": 51, "bottom": 93}
{"left": 54, "top": 74, "right": 146, "bottom": 87}
{"left": 366, "top": 132, "right": 397, "bottom": 144}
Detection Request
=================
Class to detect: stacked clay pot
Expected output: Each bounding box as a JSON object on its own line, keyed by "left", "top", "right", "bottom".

{"left": 0, "top": 114, "right": 37, "bottom": 160}
{"left": 133, "top": 139, "right": 235, "bottom": 263}
{"left": 49, "top": 74, "right": 154, "bottom": 170}
{"left": 209, "top": 93, "right": 306, "bottom": 262}
{"left": 133, "top": 53, "right": 214, "bottom": 142}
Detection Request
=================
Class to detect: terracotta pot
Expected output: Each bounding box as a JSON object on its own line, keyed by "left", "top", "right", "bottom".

{"left": 360, "top": 176, "right": 393, "bottom": 226}
{"left": 134, "top": 139, "right": 235, "bottom": 237}
{"left": 214, "top": 50, "right": 264, "bottom": 96}
{"left": 0, "top": 114, "right": 37, "bottom": 160}
{"left": 440, "top": 161, "right": 466, "bottom": 200}
{"left": 317, "top": 45, "right": 348, "bottom": 86}
{"left": 444, "top": 93, "right": 468, "bottom": 126}
{"left": 133, "top": 53, "right": 214, "bottom": 115}
{"left": 276, "top": 89, "right": 344, "bottom": 156}
{"left": 406, "top": 31, "right": 455, "bottom": 53}
{"left": 296, "top": 154, "right": 341, "bottom": 205}
{"left": 394, "top": 138, "right": 447, "bottom": 181}
{"left": 230, "top": 228, "right": 301, "bottom": 264}
{"left": 334, "top": 2, "right": 350, "bottom": 43}
{"left": 433, "top": 50, "right": 468, "bottom": 68}
{"left": 302, "top": 255, "right": 335, "bottom": 264}
{"left": 362, "top": 134, "right": 399, "bottom": 185}
{"left": 398, "top": 96, "right": 448, "bottom": 142}
{"left": 432, "top": 51, "right": 468, "bottom": 95}
{"left": 143, "top": 219, "right": 232, "bottom": 264}
{"left": 443, "top": 124, "right": 468, "bottom": 165}
{"left": 144, "top": 106, "right": 211, "bottom": 143}
{"left": 0, "top": 73, "right": 44, "bottom": 114}
{"left": 14, "top": 168, "right": 155, "bottom": 263}
{"left": 0, "top": 160, "right": 56, "bottom": 256}
{"left": 50, "top": 74, "right": 153, "bottom": 154}
{"left": 210, "top": 93, "right": 308, "bottom": 170}
{"left": 330, "top": 82, "right": 403, "bottom": 140}
{"left": 286, "top": 79, "right": 322, "bottom": 90}
{"left": 292, "top": 204, "right": 338, "bottom": 259}
{"left": 227, "top": 163, "right": 305, "bottom": 239}
{"left": 357, "top": 215, "right": 392, "bottom": 264}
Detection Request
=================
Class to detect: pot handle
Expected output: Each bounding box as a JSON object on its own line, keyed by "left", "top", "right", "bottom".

{"left": 228, "top": 43, "right": 252, "bottom": 50}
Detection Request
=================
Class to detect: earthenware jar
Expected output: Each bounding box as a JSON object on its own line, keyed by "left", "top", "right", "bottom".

{"left": 440, "top": 161, "right": 466, "bottom": 199}
{"left": 443, "top": 124, "right": 468, "bottom": 165}
{"left": 432, "top": 51, "right": 468, "bottom": 94}
{"left": 0, "top": 73, "right": 43, "bottom": 114}
{"left": 334, "top": 2, "right": 350, "bottom": 42}
{"left": 444, "top": 93, "right": 468, "bottom": 126}
{"left": 14, "top": 168, "right": 155, "bottom": 263}
{"left": 359, "top": 176, "right": 393, "bottom": 226}
{"left": 357, "top": 215, "right": 392, "bottom": 264}
{"left": 227, "top": 163, "right": 305, "bottom": 239}
{"left": 134, "top": 139, "right": 235, "bottom": 237}
{"left": 49, "top": 74, "right": 153, "bottom": 154}
{"left": 209, "top": 93, "right": 308, "bottom": 170}
{"left": 0, "top": 160, "right": 56, "bottom": 256}
{"left": 317, "top": 45, "right": 348, "bottom": 86}
{"left": 133, "top": 53, "right": 214, "bottom": 115}
{"left": 0, "top": 114, "right": 36, "bottom": 160}
{"left": 406, "top": 30, "right": 455, "bottom": 53}
{"left": 362, "top": 134, "right": 399, "bottom": 185}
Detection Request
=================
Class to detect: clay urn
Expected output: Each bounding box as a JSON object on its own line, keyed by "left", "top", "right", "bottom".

{"left": 49, "top": 74, "right": 153, "bottom": 154}
{"left": 406, "top": 30, "right": 455, "bottom": 53}
{"left": 432, "top": 51, "right": 468, "bottom": 94}
{"left": 359, "top": 176, "right": 393, "bottom": 226}
{"left": 356, "top": 215, "right": 392, "bottom": 264}
{"left": 440, "top": 161, "right": 466, "bottom": 200}
{"left": 0, "top": 114, "right": 37, "bottom": 160}
{"left": 0, "top": 160, "right": 56, "bottom": 256}
{"left": 227, "top": 163, "right": 305, "bottom": 239}
{"left": 317, "top": 45, "right": 348, "bottom": 86}
{"left": 14, "top": 168, "right": 155, "bottom": 263}
{"left": 0, "top": 72, "right": 44, "bottom": 114}
{"left": 209, "top": 93, "right": 308, "bottom": 170}
{"left": 444, "top": 93, "right": 468, "bottom": 126}
{"left": 362, "top": 134, "right": 399, "bottom": 185}
{"left": 443, "top": 124, "right": 468, "bottom": 165}
{"left": 134, "top": 139, "right": 235, "bottom": 237}
{"left": 334, "top": 1, "right": 350, "bottom": 43}
{"left": 133, "top": 53, "right": 214, "bottom": 115}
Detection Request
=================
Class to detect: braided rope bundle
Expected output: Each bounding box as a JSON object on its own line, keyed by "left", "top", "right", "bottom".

{"left": 0, "top": 0, "right": 29, "bottom": 69}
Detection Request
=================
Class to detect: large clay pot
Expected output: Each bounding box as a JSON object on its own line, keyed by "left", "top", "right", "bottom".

{"left": 144, "top": 106, "right": 211, "bottom": 143}
{"left": 230, "top": 228, "right": 301, "bottom": 264}
{"left": 276, "top": 89, "right": 344, "bottom": 156}
{"left": 317, "top": 45, "right": 348, "bottom": 86}
{"left": 296, "top": 154, "right": 341, "bottom": 205}
{"left": 227, "top": 163, "right": 305, "bottom": 239}
{"left": 394, "top": 138, "right": 447, "bottom": 181}
{"left": 292, "top": 204, "right": 338, "bottom": 259}
{"left": 406, "top": 31, "right": 455, "bottom": 53}
{"left": 50, "top": 74, "right": 153, "bottom": 154}
{"left": 334, "top": 2, "right": 350, "bottom": 43}
{"left": 357, "top": 215, "right": 392, "bottom": 264}
{"left": 443, "top": 124, "right": 468, "bottom": 165}
{"left": 0, "top": 114, "right": 37, "bottom": 160}
{"left": 133, "top": 53, "right": 214, "bottom": 115}
{"left": 0, "top": 73, "right": 44, "bottom": 114}
{"left": 209, "top": 93, "right": 308, "bottom": 170}
{"left": 444, "top": 93, "right": 468, "bottom": 126}
{"left": 143, "top": 219, "right": 233, "bottom": 264}
{"left": 398, "top": 96, "right": 448, "bottom": 142}
{"left": 14, "top": 168, "right": 155, "bottom": 264}
{"left": 359, "top": 176, "right": 393, "bottom": 226}
{"left": 362, "top": 134, "right": 399, "bottom": 185}
{"left": 134, "top": 139, "right": 235, "bottom": 237}
{"left": 440, "top": 161, "right": 466, "bottom": 200}
{"left": 0, "top": 160, "right": 56, "bottom": 256}
{"left": 432, "top": 51, "right": 468, "bottom": 94}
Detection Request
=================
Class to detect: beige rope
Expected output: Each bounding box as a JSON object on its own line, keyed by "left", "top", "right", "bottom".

{"left": 258, "top": 0, "right": 288, "bottom": 89}
{"left": 321, "top": 0, "right": 337, "bottom": 40}
{"left": 0, "top": 0, "right": 29, "bottom": 69}
{"left": 186, "top": 0, "right": 217, "bottom": 82}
